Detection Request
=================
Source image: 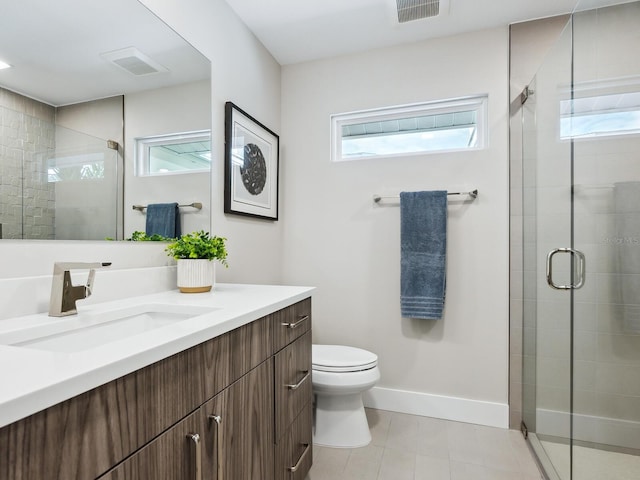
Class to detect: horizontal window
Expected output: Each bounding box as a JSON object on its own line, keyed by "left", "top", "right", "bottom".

{"left": 135, "top": 130, "right": 211, "bottom": 176}
{"left": 560, "top": 91, "right": 640, "bottom": 139}
{"left": 331, "top": 96, "right": 487, "bottom": 162}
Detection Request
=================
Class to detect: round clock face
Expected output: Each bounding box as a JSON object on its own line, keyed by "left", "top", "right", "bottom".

{"left": 241, "top": 143, "right": 267, "bottom": 195}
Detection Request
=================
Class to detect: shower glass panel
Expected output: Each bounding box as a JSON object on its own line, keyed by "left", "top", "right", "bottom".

{"left": 522, "top": 17, "right": 574, "bottom": 480}
{"left": 522, "top": 1, "right": 640, "bottom": 479}
{"left": 571, "top": 1, "right": 640, "bottom": 478}
{"left": 37, "top": 126, "right": 119, "bottom": 240}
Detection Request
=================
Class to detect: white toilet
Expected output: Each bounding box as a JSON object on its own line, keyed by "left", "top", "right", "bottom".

{"left": 312, "top": 344, "right": 380, "bottom": 448}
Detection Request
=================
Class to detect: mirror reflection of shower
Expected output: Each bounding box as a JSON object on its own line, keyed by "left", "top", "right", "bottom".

{"left": 0, "top": 92, "right": 122, "bottom": 240}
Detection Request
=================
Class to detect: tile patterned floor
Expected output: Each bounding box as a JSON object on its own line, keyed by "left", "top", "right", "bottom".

{"left": 542, "top": 441, "right": 640, "bottom": 480}
{"left": 305, "top": 408, "right": 544, "bottom": 480}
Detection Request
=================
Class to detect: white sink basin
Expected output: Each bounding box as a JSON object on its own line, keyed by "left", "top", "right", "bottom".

{"left": 0, "top": 304, "right": 217, "bottom": 353}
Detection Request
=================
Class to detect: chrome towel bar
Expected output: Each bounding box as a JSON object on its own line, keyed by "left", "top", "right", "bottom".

{"left": 373, "top": 189, "right": 478, "bottom": 203}
{"left": 132, "top": 202, "right": 203, "bottom": 212}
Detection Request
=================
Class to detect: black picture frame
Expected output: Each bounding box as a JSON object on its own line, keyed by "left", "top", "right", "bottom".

{"left": 224, "top": 102, "right": 279, "bottom": 220}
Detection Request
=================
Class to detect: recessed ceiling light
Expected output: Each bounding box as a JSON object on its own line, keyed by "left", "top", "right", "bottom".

{"left": 0, "top": 60, "right": 12, "bottom": 70}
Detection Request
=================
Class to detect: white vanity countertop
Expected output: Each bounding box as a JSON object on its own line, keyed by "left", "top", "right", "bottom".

{"left": 0, "top": 283, "right": 314, "bottom": 428}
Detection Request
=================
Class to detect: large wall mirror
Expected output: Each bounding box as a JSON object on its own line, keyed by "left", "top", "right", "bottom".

{"left": 0, "top": 0, "right": 211, "bottom": 241}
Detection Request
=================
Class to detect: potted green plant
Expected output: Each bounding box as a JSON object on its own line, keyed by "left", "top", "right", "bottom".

{"left": 165, "top": 231, "right": 228, "bottom": 293}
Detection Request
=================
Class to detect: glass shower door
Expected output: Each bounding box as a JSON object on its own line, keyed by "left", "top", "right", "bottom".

{"left": 521, "top": 17, "right": 575, "bottom": 480}
{"left": 523, "top": 2, "right": 640, "bottom": 479}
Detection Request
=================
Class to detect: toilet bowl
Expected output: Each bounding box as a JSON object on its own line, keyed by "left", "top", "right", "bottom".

{"left": 312, "top": 344, "right": 380, "bottom": 448}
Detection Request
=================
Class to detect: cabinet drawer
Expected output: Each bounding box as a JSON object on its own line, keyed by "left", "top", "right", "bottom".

{"left": 274, "top": 330, "right": 312, "bottom": 441}
{"left": 275, "top": 403, "right": 313, "bottom": 480}
{"left": 272, "top": 298, "right": 311, "bottom": 353}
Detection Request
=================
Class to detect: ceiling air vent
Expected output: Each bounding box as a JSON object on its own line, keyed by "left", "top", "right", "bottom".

{"left": 100, "top": 47, "right": 168, "bottom": 76}
{"left": 396, "top": 0, "right": 440, "bottom": 23}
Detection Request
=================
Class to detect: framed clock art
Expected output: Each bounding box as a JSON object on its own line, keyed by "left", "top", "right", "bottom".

{"left": 224, "top": 102, "right": 279, "bottom": 220}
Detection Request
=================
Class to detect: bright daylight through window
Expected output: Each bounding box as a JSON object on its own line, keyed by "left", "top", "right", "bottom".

{"left": 560, "top": 91, "right": 640, "bottom": 139}
{"left": 331, "top": 96, "right": 487, "bottom": 162}
{"left": 135, "top": 130, "right": 211, "bottom": 177}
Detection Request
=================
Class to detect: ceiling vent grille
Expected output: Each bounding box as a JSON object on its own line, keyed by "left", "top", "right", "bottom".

{"left": 396, "top": 0, "right": 440, "bottom": 23}
{"left": 100, "top": 47, "right": 168, "bottom": 76}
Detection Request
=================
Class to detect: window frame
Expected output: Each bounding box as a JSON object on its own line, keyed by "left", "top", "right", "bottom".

{"left": 330, "top": 95, "right": 488, "bottom": 162}
{"left": 559, "top": 92, "right": 640, "bottom": 141}
{"left": 134, "top": 129, "right": 211, "bottom": 177}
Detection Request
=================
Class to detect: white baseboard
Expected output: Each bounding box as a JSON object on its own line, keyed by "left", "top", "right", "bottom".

{"left": 363, "top": 386, "right": 509, "bottom": 428}
{"left": 537, "top": 408, "right": 640, "bottom": 450}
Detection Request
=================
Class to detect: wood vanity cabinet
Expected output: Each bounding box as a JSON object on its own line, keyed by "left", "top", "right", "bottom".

{"left": 273, "top": 299, "right": 313, "bottom": 480}
{"left": 0, "top": 297, "right": 313, "bottom": 480}
{"left": 101, "top": 360, "right": 274, "bottom": 480}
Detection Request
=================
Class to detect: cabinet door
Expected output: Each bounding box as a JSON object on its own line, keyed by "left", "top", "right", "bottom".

{"left": 99, "top": 410, "right": 202, "bottom": 480}
{"left": 201, "top": 360, "right": 274, "bottom": 480}
{"left": 274, "top": 330, "right": 312, "bottom": 441}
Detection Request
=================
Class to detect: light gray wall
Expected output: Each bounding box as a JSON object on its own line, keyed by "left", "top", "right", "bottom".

{"left": 140, "top": 0, "right": 284, "bottom": 286}
{"left": 124, "top": 80, "right": 210, "bottom": 237}
{"left": 281, "top": 27, "right": 511, "bottom": 417}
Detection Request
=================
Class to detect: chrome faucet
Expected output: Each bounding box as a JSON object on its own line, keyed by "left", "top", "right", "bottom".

{"left": 48, "top": 262, "right": 112, "bottom": 317}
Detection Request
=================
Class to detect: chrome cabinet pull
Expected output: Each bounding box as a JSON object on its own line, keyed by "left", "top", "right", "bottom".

{"left": 285, "top": 371, "right": 310, "bottom": 390}
{"left": 208, "top": 415, "right": 222, "bottom": 480}
{"left": 186, "top": 433, "right": 202, "bottom": 480}
{"left": 546, "top": 248, "right": 586, "bottom": 290}
{"left": 282, "top": 315, "right": 309, "bottom": 329}
{"left": 288, "top": 443, "right": 311, "bottom": 473}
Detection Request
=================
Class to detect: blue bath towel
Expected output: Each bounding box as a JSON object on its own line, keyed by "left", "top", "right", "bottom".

{"left": 400, "top": 191, "right": 447, "bottom": 320}
{"left": 145, "top": 203, "right": 181, "bottom": 238}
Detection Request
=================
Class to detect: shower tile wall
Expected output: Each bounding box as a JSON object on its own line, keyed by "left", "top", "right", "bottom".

{"left": 570, "top": 2, "right": 640, "bottom": 450}
{"left": 510, "top": 1, "right": 640, "bottom": 451}
{"left": 0, "top": 88, "right": 55, "bottom": 239}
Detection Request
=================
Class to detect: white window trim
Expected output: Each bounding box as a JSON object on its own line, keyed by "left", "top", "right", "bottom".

{"left": 135, "top": 129, "right": 211, "bottom": 177}
{"left": 330, "top": 95, "right": 488, "bottom": 162}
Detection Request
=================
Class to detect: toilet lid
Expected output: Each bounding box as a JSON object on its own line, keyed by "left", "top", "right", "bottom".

{"left": 312, "top": 344, "right": 378, "bottom": 372}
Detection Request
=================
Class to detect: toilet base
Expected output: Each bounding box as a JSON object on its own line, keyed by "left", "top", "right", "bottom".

{"left": 313, "top": 392, "right": 371, "bottom": 448}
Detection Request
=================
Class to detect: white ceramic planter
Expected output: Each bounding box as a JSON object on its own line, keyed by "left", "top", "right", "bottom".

{"left": 176, "top": 259, "right": 215, "bottom": 293}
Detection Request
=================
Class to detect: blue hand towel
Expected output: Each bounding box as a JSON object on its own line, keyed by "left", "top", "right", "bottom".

{"left": 145, "top": 203, "right": 181, "bottom": 238}
{"left": 400, "top": 191, "right": 447, "bottom": 320}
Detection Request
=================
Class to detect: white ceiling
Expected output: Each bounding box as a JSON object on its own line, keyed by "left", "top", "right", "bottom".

{"left": 1, "top": 0, "right": 628, "bottom": 106}
{"left": 223, "top": 0, "right": 586, "bottom": 65}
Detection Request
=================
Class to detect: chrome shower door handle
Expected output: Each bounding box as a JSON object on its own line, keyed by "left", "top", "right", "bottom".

{"left": 546, "top": 248, "right": 586, "bottom": 290}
